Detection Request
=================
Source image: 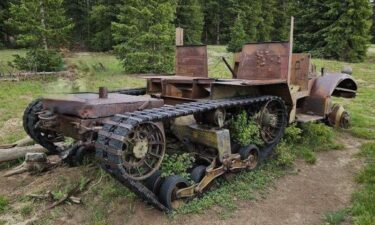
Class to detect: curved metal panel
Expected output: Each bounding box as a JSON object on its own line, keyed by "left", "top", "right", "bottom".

{"left": 310, "top": 73, "right": 357, "bottom": 98}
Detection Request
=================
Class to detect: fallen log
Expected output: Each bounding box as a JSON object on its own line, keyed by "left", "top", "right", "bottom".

{"left": 0, "top": 145, "right": 47, "bottom": 163}
{"left": 0, "top": 144, "right": 16, "bottom": 149}
{"left": 14, "top": 136, "right": 35, "bottom": 147}
{"left": 0, "top": 143, "right": 68, "bottom": 163}
{"left": 0, "top": 137, "right": 35, "bottom": 149}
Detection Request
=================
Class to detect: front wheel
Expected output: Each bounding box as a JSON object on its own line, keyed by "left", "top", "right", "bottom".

{"left": 23, "top": 99, "right": 63, "bottom": 154}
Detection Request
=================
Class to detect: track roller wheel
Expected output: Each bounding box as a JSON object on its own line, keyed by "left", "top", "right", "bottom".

{"left": 145, "top": 170, "right": 163, "bottom": 195}
{"left": 239, "top": 145, "right": 260, "bottom": 170}
{"left": 190, "top": 165, "right": 207, "bottom": 183}
{"left": 159, "top": 175, "right": 190, "bottom": 210}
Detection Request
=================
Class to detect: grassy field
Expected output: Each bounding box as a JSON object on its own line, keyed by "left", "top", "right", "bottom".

{"left": 0, "top": 46, "right": 374, "bottom": 224}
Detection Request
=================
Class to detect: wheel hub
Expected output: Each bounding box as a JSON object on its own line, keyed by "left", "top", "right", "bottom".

{"left": 133, "top": 138, "right": 149, "bottom": 159}
{"left": 261, "top": 109, "right": 278, "bottom": 127}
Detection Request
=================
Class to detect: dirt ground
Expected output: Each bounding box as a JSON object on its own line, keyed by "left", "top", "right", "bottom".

{"left": 0, "top": 134, "right": 363, "bottom": 225}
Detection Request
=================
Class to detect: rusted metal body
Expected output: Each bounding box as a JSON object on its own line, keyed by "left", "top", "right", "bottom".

{"left": 40, "top": 93, "right": 163, "bottom": 140}
{"left": 23, "top": 20, "right": 358, "bottom": 212}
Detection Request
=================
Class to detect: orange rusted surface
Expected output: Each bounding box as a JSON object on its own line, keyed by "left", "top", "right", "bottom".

{"left": 175, "top": 45, "right": 208, "bottom": 77}
{"left": 237, "top": 42, "right": 290, "bottom": 81}
{"left": 310, "top": 73, "right": 357, "bottom": 98}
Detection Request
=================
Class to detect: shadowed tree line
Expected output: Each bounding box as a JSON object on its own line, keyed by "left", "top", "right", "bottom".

{"left": 0, "top": 0, "right": 373, "bottom": 73}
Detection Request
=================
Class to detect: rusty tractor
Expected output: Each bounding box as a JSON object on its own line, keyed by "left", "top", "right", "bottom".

{"left": 23, "top": 24, "right": 357, "bottom": 212}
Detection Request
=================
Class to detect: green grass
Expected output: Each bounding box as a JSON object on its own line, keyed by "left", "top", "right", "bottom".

{"left": 351, "top": 142, "right": 375, "bottom": 225}
{"left": 20, "top": 204, "right": 33, "bottom": 217}
{"left": 0, "top": 195, "right": 9, "bottom": 214}
{"left": 0, "top": 49, "right": 26, "bottom": 73}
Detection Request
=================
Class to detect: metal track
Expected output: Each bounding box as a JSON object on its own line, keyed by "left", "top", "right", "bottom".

{"left": 95, "top": 95, "right": 281, "bottom": 212}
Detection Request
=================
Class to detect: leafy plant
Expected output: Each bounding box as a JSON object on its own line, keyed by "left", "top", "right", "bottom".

{"left": 230, "top": 111, "right": 263, "bottom": 147}
{"left": 323, "top": 209, "right": 348, "bottom": 225}
{"left": 11, "top": 48, "right": 64, "bottom": 72}
{"left": 161, "top": 153, "right": 195, "bottom": 179}
{"left": 51, "top": 190, "right": 66, "bottom": 201}
{"left": 275, "top": 141, "right": 297, "bottom": 167}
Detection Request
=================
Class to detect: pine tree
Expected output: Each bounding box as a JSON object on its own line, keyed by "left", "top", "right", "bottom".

{"left": 201, "top": 0, "right": 237, "bottom": 44}
{"left": 324, "top": 0, "right": 372, "bottom": 62}
{"left": 256, "top": 0, "right": 276, "bottom": 41}
{"left": 201, "top": 0, "right": 221, "bottom": 44}
{"left": 89, "top": 0, "right": 119, "bottom": 51}
{"left": 295, "top": 0, "right": 372, "bottom": 62}
{"left": 7, "top": 0, "right": 73, "bottom": 50}
{"left": 272, "top": 0, "right": 293, "bottom": 41}
{"left": 176, "top": 0, "right": 204, "bottom": 44}
{"left": 0, "top": 0, "right": 14, "bottom": 48}
{"left": 371, "top": 0, "right": 375, "bottom": 43}
{"left": 64, "top": 0, "right": 93, "bottom": 49}
{"left": 112, "top": 0, "right": 176, "bottom": 73}
{"left": 238, "top": 0, "right": 262, "bottom": 42}
{"left": 0, "top": 1, "right": 7, "bottom": 47}
{"left": 227, "top": 15, "right": 248, "bottom": 53}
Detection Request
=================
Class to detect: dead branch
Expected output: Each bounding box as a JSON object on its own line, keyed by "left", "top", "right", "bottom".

{"left": 84, "top": 173, "right": 103, "bottom": 195}
{"left": 27, "top": 191, "right": 53, "bottom": 201}
{"left": 69, "top": 196, "right": 81, "bottom": 204}
{"left": 46, "top": 178, "right": 92, "bottom": 210}
{"left": 28, "top": 191, "right": 81, "bottom": 204}
{"left": 46, "top": 184, "right": 81, "bottom": 210}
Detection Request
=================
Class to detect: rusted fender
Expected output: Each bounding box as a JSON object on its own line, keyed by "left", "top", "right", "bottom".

{"left": 310, "top": 73, "right": 357, "bottom": 98}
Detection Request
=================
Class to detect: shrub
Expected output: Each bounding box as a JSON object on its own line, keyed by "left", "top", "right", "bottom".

{"left": 230, "top": 111, "right": 263, "bottom": 147}
{"left": 11, "top": 48, "right": 64, "bottom": 72}
{"left": 300, "top": 122, "right": 335, "bottom": 151}
{"left": 275, "top": 141, "right": 296, "bottom": 167}
{"left": 161, "top": 153, "right": 195, "bottom": 179}
{"left": 283, "top": 124, "right": 303, "bottom": 145}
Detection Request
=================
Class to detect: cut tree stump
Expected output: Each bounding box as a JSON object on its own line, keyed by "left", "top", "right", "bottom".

{"left": 3, "top": 152, "right": 53, "bottom": 177}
